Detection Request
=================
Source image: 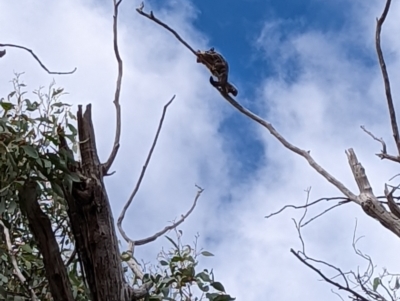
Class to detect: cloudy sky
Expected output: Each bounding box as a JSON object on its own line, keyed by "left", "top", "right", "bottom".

{"left": 2, "top": 0, "right": 400, "bottom": 300}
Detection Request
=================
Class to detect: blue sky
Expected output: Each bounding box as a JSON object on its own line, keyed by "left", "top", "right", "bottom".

{"left": 2, "top": 0, "right": 400, "bottom": 300}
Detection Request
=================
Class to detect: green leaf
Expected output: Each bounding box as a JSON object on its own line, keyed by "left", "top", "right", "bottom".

{"left": 25, "top": 100, "right": 40, "bottom": 111}
{"left": 51, "top": 88, "right": 64, "bottom": 97}
{"left": 201, "top": 251, "right": 214, "bottom": 257}
{"left": 373, "top": 277, "right": 380, "bottom": 291}
{"left": 159, "top": 260, "right": 169, "bottom": 266}
{"left": 65, "top": 172, "right": 80, "bottom": 183}
{"left": 51, "top": 182, "right": 64, "bottom": 198}
{"left": 21, "top": 145, "right": 39, "bottom": 159}
{"left": 67, "top": 123, "right": 77, "bottom": 135}
{"left": 8, "top": 200, "right": 16, "bottom": 213}
{"left": 196, "top": 271, "right": 212, "bottom": 283}
{"left": 165, "top": 236, "right": 179, "bottom": 250}
{"left": 7, "top": 91, "right": 16, "bottom": 100}
{"left": 20, "top": 244, "right": 33, "bottom": 253}
{"left": 0, "top": 102, "right": 14, "bottom": 111}
{"left": 211, "top": 282, "right": 225, "bottom": 292}
{"left": 214, "top": 295, "right": 236, "bottom": 301}
{"left": 68, "top": 111, "right": 77, "bottom": 120}
{"left": 0, "top": 200, "right": 5, "bottom": 215}
{"left": 197, "top": 281, "right": 209, "bottom": 292}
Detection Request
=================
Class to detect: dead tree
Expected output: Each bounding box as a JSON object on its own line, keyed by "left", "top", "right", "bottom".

{"left": 135, "top": 0, "right": 400, "bottom": 299}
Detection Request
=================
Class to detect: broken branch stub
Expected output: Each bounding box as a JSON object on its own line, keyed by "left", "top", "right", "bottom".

{"left": 346, "top": 148, "right": 400, "bottom": 237}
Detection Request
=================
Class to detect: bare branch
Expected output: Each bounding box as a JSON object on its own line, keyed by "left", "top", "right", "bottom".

{"left": 0, "top": 220, "right": 39, "bottom": 301}
{"left": 302, "top": 202, "right": 348, "bottom": 227}
{"left": 0, "top": 43, "right": 76, "bottom": 74}
{"left": 361, "top": 125, "right": 387, "bottom": 154}
{"left": 134, "top": 185, "right": 203, "bottom": 246}
{"left": 346, "top": 149, "right": 400, "bottom": 237}
{"left": 361, "top": 125, "right": 400, "bottom": 163}
{"left": 136, "top": 5, "right": 197, "bottom": 56}
{"left": 385, "top": 184, "right": 400, "bottom": 219}
{"left": 218, "top": 90, "right": 358, "bottom": 200}
{"left": 103, "top": 0, "right": 123, "bottom": 174}
{"left": 117, "top": 96, "right": 175, "bottom": 242}
{"left": 265, "top": 196, "right": 349, "bottom": 219}
{"left": 291, "top": 250, "right": 369, "bottom": 301}
{"left": 375, "top": 0, "right": 400, "bottom": 155}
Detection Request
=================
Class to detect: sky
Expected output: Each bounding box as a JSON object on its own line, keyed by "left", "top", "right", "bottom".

{"left": 2, "top": 0, "right": 400, "bottom": 300}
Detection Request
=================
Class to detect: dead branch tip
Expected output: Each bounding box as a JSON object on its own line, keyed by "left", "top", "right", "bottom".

{"left": 0, "top": 43, "right": 76, "bottom": 75}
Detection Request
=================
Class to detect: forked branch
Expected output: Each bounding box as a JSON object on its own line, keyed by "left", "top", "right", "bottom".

{"left": 134, "top": 185, "right": 203, "bottom": 246}
{"left": 117, "top": 96, "right": 174, "bottom": 242}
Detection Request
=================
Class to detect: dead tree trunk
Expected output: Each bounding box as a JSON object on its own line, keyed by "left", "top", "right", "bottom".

{"left": 63, "top": 104, "right": 148, "bottom": 300}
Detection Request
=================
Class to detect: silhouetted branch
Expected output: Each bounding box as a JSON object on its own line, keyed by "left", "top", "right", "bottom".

{"left": 117, "top": 96, "right": 175, "bottom": 243}
{"left": 103, "top": 0, "right": 124, "bottom": 174}
{"left": 0, "top": 43, "right": 76, "bottom": 74}
{"left": 136, "top": 4, "right": 197, "bottom": 56}
{"left": 375, "top": 0, "right": 400, "bottom": 156}
{"left": 291, "top": 249, "right": 369, "bottom": 301}
{"left": 265, "top": 196, "right": 349, "bottom": 219}
{"left": 134, "top": 185, "right": 204, "bottom": 246}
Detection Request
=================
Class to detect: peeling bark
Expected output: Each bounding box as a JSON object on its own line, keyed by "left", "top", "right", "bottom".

{"left": 346, "top": 148, "right": 400, "bottom": 237}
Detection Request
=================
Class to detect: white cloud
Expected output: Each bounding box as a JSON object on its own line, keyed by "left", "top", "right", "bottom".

{"left": 2, "top": 0, "right": 400, "bottom": 300}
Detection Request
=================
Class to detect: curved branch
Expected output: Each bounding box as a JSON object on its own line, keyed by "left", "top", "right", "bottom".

{"left": 103, "top": 0, "right": 123, "bottom": 174}
{"left": 134, "top": 185, "right": 203, "bottom": 246}
{"left": 117, "top": 96, "right": 175, "bottom": 243}
{"left": 0, "top": 43, "right": 76, "bottom": 74}
{"left": 375, "top": 0, "right": 400, "bottom": 155}
{"left": 265, "top": 196, "right": 349, "bottom": 219}
{"left": 136, "top": 5, "right": 197, "bottom": 56}
{"left": 291, "top": 250, "right": 369, "bottom": 301}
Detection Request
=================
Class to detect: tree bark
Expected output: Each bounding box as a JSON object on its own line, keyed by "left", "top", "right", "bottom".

{"left": 19, "top": 180, "right": 75, "bottom": 301}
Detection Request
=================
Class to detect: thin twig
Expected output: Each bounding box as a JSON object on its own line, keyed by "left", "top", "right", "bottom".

{"left": 302, "top": 201, "right": 349, "bottom": 227}
{"left": 265, "top": 196, "right": 348, "bottom": 218}
{"left": 0, "top": 220, "right": 39, "bottom": 301}
{"left": 292, "top": 187, "right": 312, "bottom": 253}
{"left": 361, "top": 125, "right": 400, "bottom": 162}
{"left": 134, "top": 185, "right": 204, "bottom": 246}
{"left": 117, "top": 96, "right": 175, "bottom": 242}
{"left": 103, "top": 0, "right": 124, "bottom": 174}
{"left": 136, "top": 7, "right": 197, "bottom": 56}
{"left": 360, "top": 125, "right": 387, "bottom": 154}
{"left": 375, "top": 0, "right": 400, "bottom": 155}
{"left": 291, "top": 249, "right": 369, "bottom": 301}
{"left": 65, "top": 246, "right": 77, "bottom": 267}
{"left": 0, "top": 43, "right": 76, "bottom": 75}
{"left": 136, "top": 4, "right": 238, "bottom": 98}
